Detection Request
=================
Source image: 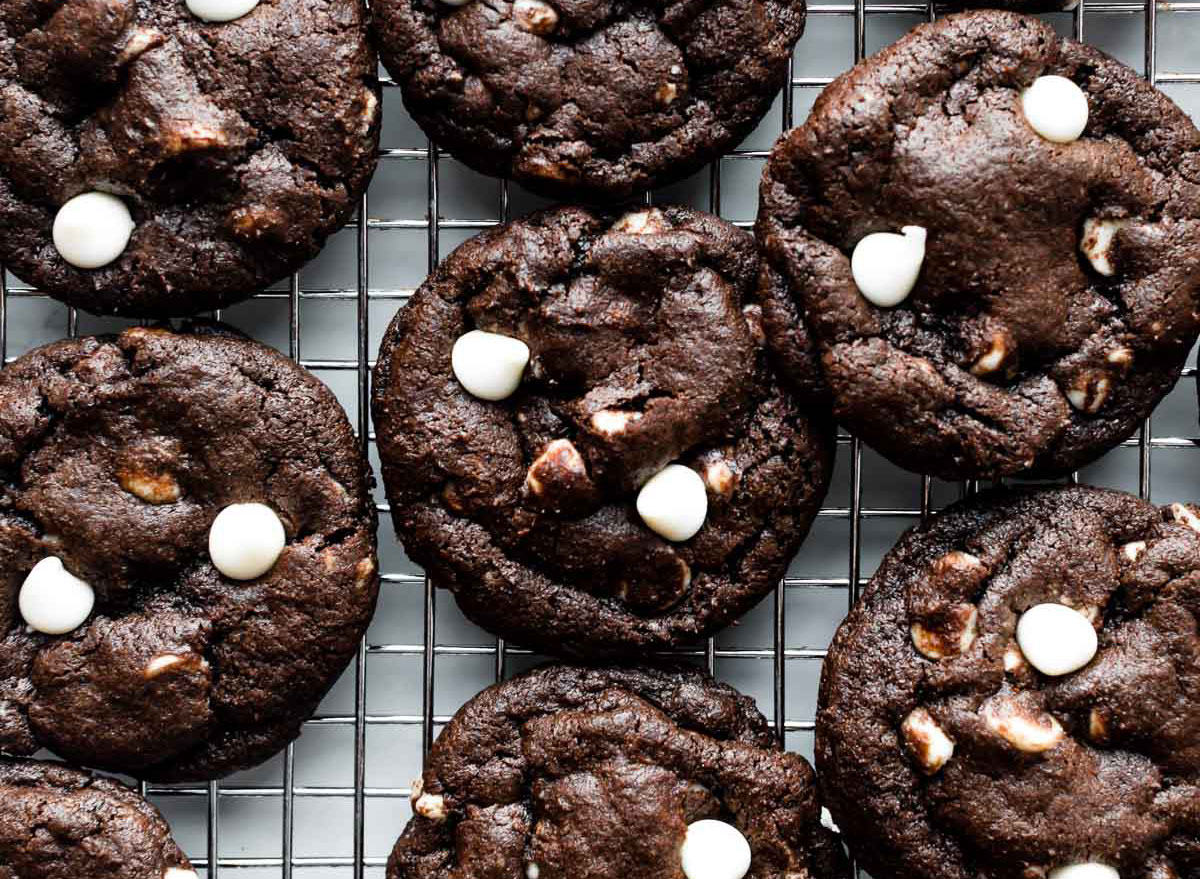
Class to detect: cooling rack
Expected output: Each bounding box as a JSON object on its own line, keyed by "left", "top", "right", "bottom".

{"left": 3, "top": 1, "right": 1199, "bottom": 875}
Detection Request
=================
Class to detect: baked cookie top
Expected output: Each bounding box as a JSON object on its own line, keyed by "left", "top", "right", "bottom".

{"left": 0, "top": 326, "right": 378, "bottom": 781}
{"left": 758, "top": 10, "right": 1200, "bottom": 479}
{"left": 817, "top": 486, "right": 1200, "bottom": 879}
{"left": 0, "top": 0, "right": 380, "bottom": 317}
{"left": 371, "top": 205, "right": 834, "bottom": 657}
{"left": 371, "top": 0, "right": 804, "bottom": 201}
{"left": 0, "top": 757, "right": 194, "bottom": 879}
{"left": 389, "top": 663, "right": 846, "bottom": 879}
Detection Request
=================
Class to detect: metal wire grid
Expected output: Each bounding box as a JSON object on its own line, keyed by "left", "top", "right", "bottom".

{"left": 1, "top": 0, "right": 1198, "bottom": 875}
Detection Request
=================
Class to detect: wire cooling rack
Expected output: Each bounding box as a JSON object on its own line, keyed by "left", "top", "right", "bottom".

{"left": 3, "top": 1, "right": 1200, "bottom": 876}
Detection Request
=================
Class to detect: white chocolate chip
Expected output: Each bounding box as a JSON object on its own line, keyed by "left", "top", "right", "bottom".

{"left": 208, "top": 503, "right": 286, "bottom": 580}
{"left": 52, "top": 192, "right": 134, "bottom": 270}
{"left": 451, "top": 330, "right": 530, "bottom": 401}
{"left": 1106, "top": 347, "right": 1133, "bottom": 367}
{"left": 117, "top": 27, "right": 164, "bottom": 65}
{"left": 1016, "top": 603, "right": 1098, "bottom": 677}
{"left": 1121, "top": 540, "right": 1146, "bottom": 562}
{"left": 819, "top": 807, "right": 840, "bottom": 834}
{"left": 901, "top": 707, "right": 955, "bottom": 774}
{"left": 932, "top": 550, "right": 987, "bottom": 581}
{"left": 362, "top": 88, "right": 379, "bottom": 127}
{"left": 355, "top": 557, "right": 376, "bottom": 585}
{"left": 636, "top": 464, "right": 708, "bottom": 543}
{"left": 526, "top": 865, "right": 540, "bottom": 879}
{"left": 591, "top": 409, "right": 642, "bottom": 435}
{"left": 145, "top": 654, "right": 189, "bottom": 679}
{"left": 512, "top": 0, "right": 557, "bottom": 33}
{"left": 703, "top": 460, "right": 737, "bottom": 497}
{"left": 910, "top": 605, "right": 978, "bottom": 660}
{"left": 1004, "top": 641, "right": 1027, "bottom": 673}
{"left": 118, "top": 466, "right": 181, "bottom": 504}
{"left": 164, "top": 869, "right": 199, "bottom": 879}
{"left": 526, "top": 439, "right": 587, "bottom": 497}
{"left": 1080, "top": 218, "right": 1131, "bottom": 277}
{"left": 18, "top": 557, "right": 95, "bottom": 636}
{"left": 850, "top": 226, "right": 927, "bottom": 308}
{"left": 971, "top": 333, "right": 1010, "bottom": 376}
{"left": 414, "top": 792, "right": 447, "bottom": 821}
{"left": 1064, "top": 372, "right": 1110, "bottom": 414}
{"left": 186, "top": 0, "right": 259, "bottom": 20}
{"left": 679, "top": 819, "right": 751, "bottom": 879}
{"left": 1021, "top": 75, "right": 1089, "bottom": 144}
{"left": 613, "top": 209, "right": 668, "bottom": 235}
{"left": 1049, "top": 864, "right": 1119, "bottom": 879}
{"left": 982, "top": 697, "right": 1065, "bottom": 753}
{"left": 1171, "top": 503, "right": 1200, "bottom": 534}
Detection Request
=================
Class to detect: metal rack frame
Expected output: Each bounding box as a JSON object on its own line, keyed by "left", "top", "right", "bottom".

{"left": 1, "top": 0, "right": 1196, "bottom": 875}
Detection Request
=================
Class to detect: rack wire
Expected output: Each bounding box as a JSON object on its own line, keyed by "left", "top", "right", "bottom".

{"left": 2, "top": 0, "right": 1199, "bottom": 875}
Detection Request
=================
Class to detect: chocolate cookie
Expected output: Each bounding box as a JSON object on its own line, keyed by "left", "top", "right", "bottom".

{"left": 0, "top": 0, "right": 380, "bottom": 317}
{"left": 757, "top": 10, "right": 1200, "bottom": 479}
{"left": 389, "top": 663, "right": 846, "bottom": 879}
{"left": 371, "top": 0, "right": 804, "bottom": 202}
{"left": 371, "top": 205, "right": 834, "bottom": 657}
{"left": 0, "top": 757, "right": 194, "bottom": 878}
{"left": 0, "top": 325, "right": 379, "bottom": 781}
{"left": 954, "top": 0, "right": 1076, "bottom": 9}
{"left": 817, "top": 485, "right": 1200, "bottom": 879}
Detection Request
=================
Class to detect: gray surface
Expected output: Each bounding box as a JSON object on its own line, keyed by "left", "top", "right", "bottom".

{"left": 5, "top": 1, "right": 1200, "bottom": 876}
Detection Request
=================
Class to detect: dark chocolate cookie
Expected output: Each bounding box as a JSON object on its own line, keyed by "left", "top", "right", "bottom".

{"left": 953, "top": 0, "right": 1077, "bottom": 9}
{"left": 371, "top": 205, "right": 834, "bottom": 657}
{"left": 817, "top": 485, "right": 1200, "bottom": 879}
{"left": 370, "top": 0, "right": 804, "bottom": 202}
{"left": 0, "top": 325, "right": 379, "bottom": 781}
{"left": 757, "top": 10, "right": 1200, "bottom": 479}
{"left": 389, "top": 663, "right": 846, "bottom": 879}
{"left": 0, "top": 757, "right": 194, "bottom": 878}
{"left": 0, "top": 0, "right": 380, "bottom": 317}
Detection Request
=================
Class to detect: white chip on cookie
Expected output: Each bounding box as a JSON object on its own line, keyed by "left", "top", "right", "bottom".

{"left": 52, "top": 192, "right": 134, "bottom": 270}
{"left": 901, "top": 707, "right": 955, "bottom": 774}
{"left": 209, "top": 503, "right": 286, "bottom": 580}
{"left": 1016, "top": 603, "right": 1098, "bottom": 677}
{"left": 850, "top": 226, "right": 926, "bottom": 308}
{"left": 679, "top": 819, "right": 752, "bottom": 879}
{"left": 186, "top": 0, "right": 259, "bottom": 20}
{"left": 1021, "top": 75, "right": 1089, "bottom": 143}
{"left": 1049, "top": 864, "right": 1120, "bottom": 879}
{"left": 451, "top": 330, "right": 530, "bottom": 401}
{"left": 637, "top": 464, "right": 708, "bottom": 542}
{"left": 18, "top": 557, "right": 95, "bottom": 635}
{"left": 982, "top": 696, "right": 1065, "bottom": 753}
{"left": 1080, "top": 218, "right": 1130, "bottom": 277}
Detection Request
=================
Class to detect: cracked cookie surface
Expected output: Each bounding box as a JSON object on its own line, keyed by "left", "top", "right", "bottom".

{"left": 388, "top": 663, "right": 846, "bottom": 879}
{"left": 0, "top": 325, "right": 378, "bottom": 781}
{"left": 371, "top": 0, "right": 804, "bottom": 201}
{"left": 757, "top": 10, "right": 1200, "bottom": 479}
{"left": 0, "top": 757, "right": 194, "bottom": 877}
{"left": 817, "top": 485, "right": 1200, "bottom": 879}
{"left": 0, "top": 0, "right": 380, "bottom": 317}
{"left": 371, "top": 205, "right": 834, "bottom": 657}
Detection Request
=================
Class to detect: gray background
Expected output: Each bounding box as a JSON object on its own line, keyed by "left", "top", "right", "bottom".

{"left": 5, "top": 2, "right": 1200, "bottom": 876}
